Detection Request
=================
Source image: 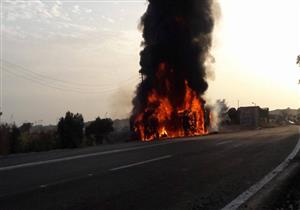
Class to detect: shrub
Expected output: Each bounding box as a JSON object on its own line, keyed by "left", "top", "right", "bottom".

{"left": 9, "top": 125, "right": 21, "bottom": 153}
{"left": 0, "top": 124, "right": 10, "bottom": 155}
{"left": 57, "top": 111, "right": 84, "bottom": 148}
{"left": 85, "top": 117, "right": 114, "bottom": 144}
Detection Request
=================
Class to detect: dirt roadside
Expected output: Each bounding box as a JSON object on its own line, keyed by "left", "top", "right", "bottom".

{"left": 239, "top": 151, "right": 300, "bottom": 210}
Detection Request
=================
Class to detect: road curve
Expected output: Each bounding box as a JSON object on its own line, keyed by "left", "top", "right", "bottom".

{"left": 0, "top": 126, "right": 299, "bottom": 210}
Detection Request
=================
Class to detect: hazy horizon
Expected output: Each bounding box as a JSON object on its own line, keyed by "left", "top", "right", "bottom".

{"left": 1, "top": 0, "right": 300, "bottom": 125}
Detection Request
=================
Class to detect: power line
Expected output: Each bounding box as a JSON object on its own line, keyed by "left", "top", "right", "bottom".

{"left": 2, "top": 59, "right": 124, "bottom": 88}
{"left": 4, "top": 67, "right": 139, "bottom": 94}
{"left": 2, "top": 59, "right": 138, "bottom": 89}
{"left": 4, "top": 65, "right": 139, "bottom": 92}
{"left": 4, "top": 68, "right": 102, "bottom": 94}
{"left": 4, "top": 68, "right": 133, "bottom": 94}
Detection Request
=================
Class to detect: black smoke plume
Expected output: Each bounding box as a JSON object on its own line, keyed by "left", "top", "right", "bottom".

{"left": 130, "top": 0, "right": 215, "bottom": 140}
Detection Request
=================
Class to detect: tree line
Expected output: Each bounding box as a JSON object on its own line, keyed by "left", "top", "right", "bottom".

{"left": 0, "top": 111, "right": 114, "bottom": 155}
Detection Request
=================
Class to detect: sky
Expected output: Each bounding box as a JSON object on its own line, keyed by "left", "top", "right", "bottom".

{"left": 1, "top": 0, "right": 300, "bottom": 125}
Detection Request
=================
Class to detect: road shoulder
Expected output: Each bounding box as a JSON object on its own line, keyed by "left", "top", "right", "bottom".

{"left": 239, "top": 149, "right": 300, "bottom": 209}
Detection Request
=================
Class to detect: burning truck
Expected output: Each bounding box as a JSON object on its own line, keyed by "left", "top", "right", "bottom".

{"left": 130, "top": 0, "right": 215, "bottom": 141}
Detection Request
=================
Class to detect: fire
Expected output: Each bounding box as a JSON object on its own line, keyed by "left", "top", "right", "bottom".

{"left": 131, "top": 0, "right": 214, "bottom": 141}
{"left": 133, "top": 62, "right": 208, "bottom": 141}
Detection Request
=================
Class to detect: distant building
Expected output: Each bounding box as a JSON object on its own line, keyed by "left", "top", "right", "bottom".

{"left": 269, "top": 108, "right": 300, "bottom": 124}
{"left": 238, "top": 106, "right": 269, "bottom": 127}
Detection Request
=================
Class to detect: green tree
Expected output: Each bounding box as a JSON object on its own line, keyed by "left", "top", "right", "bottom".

{"left": 29, "top": 131, "right": 56, "bottom": 152}
{"left": 86, "top": 117, "right": 114, "bottom": 144}
{"left": 57, "top": 111, "right": 84, "bottom": 148}
{"left": 19, "top": 122, "right": 33, "bottom": 133}
{"left": 0, "top": 124, "right": 10, "bottom": 155}
{"left": 227, "top": 107, "right": 239, "bottom": 124}
{"left": 9, "top": 125, "right": 21, "bottom": 153}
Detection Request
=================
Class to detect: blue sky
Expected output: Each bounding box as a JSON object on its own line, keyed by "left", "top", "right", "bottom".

{"left": 1, "top": 0, "right": 300, "bottom": 125}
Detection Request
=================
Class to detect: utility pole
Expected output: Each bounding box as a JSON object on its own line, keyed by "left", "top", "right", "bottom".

{"left": 297, "top": 55, "right": 300, "bottom": 84}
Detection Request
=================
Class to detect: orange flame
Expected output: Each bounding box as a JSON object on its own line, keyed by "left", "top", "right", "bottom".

{"left": 133, "top": 62, "right": 208, "bottom": 141}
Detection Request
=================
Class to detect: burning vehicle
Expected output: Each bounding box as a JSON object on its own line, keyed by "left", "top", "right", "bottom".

{"left": 130, "top": 0, "right": 215, "bottom": 141}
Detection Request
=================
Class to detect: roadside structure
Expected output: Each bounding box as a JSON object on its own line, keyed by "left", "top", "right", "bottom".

{"left": 238, "top": 106, "right": 269, "bottom": 127}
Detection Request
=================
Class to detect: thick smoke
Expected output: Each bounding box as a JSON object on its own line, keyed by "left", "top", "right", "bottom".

{"left": 131, "top": 0, "right": 215, "bottom": 139}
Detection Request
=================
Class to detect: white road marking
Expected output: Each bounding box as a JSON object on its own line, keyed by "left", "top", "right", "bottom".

{"left": 0, "top": 142, "right": 176, "bottom": 172}
{"left": 221, "top": 133, "right": 300, "bottom": 210}
{"left": 231, "top": 143, "right": 243, "bottom": 148}
{"left": 216, "top": 140, "right": 233, "bottom": 146}
{"left": 109, "top": 155, "right": 172, "bottom": 171}
{"left": 39, "top": 185, "right": 47, "bottom": 188}
{"left": 38, "top": 176, "right": 84, "bottom": 190}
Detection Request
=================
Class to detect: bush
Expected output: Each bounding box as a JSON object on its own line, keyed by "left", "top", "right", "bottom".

{"left": 19, "top": 123, "right": 33, "bottom": 133}
{"left": 0, "top": 124, "right": 10, "bottom": 155}
{"left": 57, "top": 111, "right": 84, "bottom": 148}
{"left": 228, "top": 108, "right": 240, "bottom": 124}
{"left": 85, "top": 117, "right": 114, "bottom": 144}
{"left": 9, "top": 125, "right": 21, "bottom": 153}
{"left": 0, "top": 124, "right": 22, "bottom": 154}
{"left": 21, "top": 131, "right": 56, "bottom": 152}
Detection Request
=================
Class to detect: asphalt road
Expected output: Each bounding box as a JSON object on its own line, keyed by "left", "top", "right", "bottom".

{"left": 0, "top": 126, "right": 299, "bottom": 210}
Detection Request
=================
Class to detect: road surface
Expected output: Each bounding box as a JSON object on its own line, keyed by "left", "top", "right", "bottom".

{"left": 0, "top": 126, "right": 299, "bottom": 210}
